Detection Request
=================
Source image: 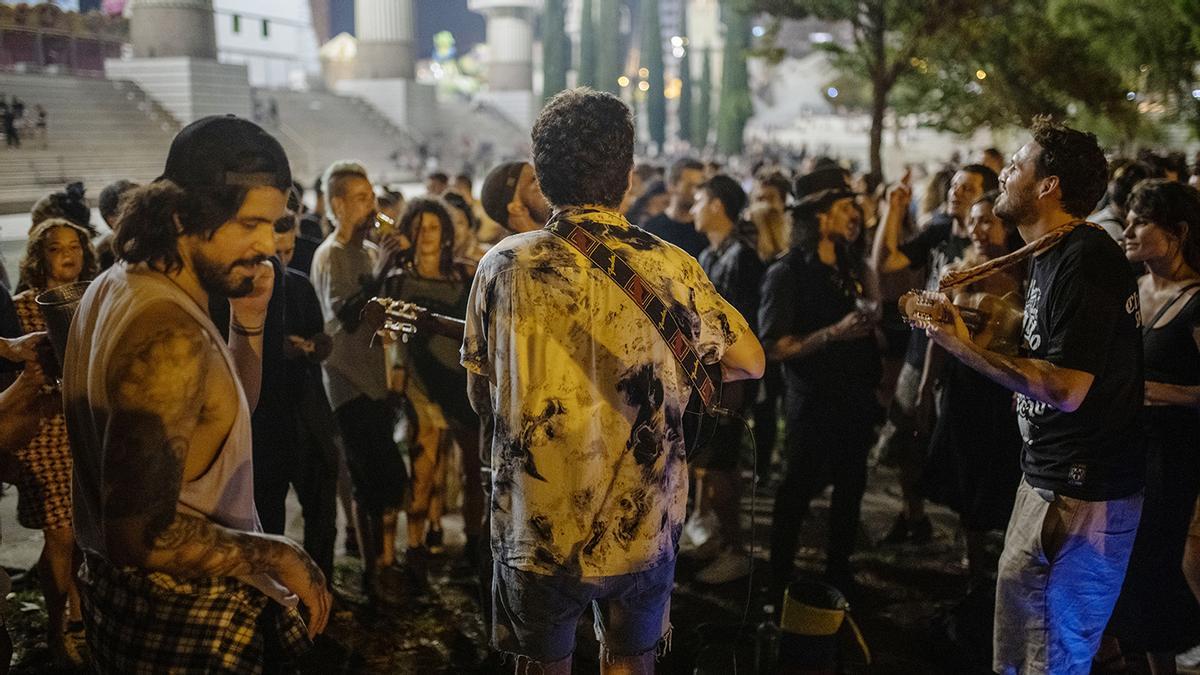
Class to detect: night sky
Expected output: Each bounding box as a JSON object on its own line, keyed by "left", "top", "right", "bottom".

{"left": 330, "top": 0, "right": 486, "bottom": 59}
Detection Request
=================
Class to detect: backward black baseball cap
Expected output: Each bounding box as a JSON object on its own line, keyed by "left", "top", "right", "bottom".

{"left": 480, "top": 161, "right": 527, "bottom": 228}
{"left": 159, "top": 114, "right": 292, "bottom": 191}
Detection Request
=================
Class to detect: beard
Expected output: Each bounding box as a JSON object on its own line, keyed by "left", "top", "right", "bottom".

{"left": 525, "top": 194, "right": 551, "bottom": 224}
{"left": 193, "top": 249, "right": 264, "bottom": 298}
{"left": 995, "top": 183, "right": 1037, "bottom": 231}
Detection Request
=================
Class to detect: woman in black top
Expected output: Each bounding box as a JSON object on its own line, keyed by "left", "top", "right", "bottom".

{"left": 921, "top": 192, "right": 1024, "bottom": 588}
{"left": 1106, "top": 179, "right": 1200, "bottom": 673}
{"left": 383, "top": 198, "right": 483, "bottom": 573}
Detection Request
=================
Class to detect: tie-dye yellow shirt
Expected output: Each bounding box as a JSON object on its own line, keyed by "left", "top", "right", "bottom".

{"left": 461, "top": 208, "right": 749, "bottom": 577}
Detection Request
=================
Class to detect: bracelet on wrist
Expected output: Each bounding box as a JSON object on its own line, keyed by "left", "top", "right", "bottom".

{"left": 231, "top": 323, "right": 265, "bottom": 337}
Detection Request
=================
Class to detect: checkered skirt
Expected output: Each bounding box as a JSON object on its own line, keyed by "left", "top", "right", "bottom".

{"left": 80, "top": 555, "right": 311, "bottom": 674}
{"left": 11, "top": 290, "right": 73, "bottom": 530}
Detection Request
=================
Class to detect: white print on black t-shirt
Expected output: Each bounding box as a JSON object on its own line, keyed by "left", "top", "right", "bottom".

{"left": 1128, "top": 293, "right": 1143, "bottom": 328}
{"left": 1023, "top": 279, "right": 1043, "bottom": 352}
{"left": 1018, "top": 278, "right": 1048, "bottom": 440}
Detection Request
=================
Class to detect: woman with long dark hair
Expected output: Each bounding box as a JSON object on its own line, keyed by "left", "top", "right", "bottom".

{"left": 1106, "top": 179, "right": 1200, "bottom": 674}
{"left": 919, "top": 191, "right": 1024, "bottom": 588}
{"left": 11, "top": 217, "right": 97, "bottom": 667}
{"left": 382, "top": 198, "right": 483, "bottom": 582}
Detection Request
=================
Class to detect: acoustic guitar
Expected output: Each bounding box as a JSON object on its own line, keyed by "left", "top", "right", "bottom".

{"left": 898, "top": 289, "right": 1024, "bottom": 355}
{"left": 363, "top": 297, "right": 466, "bottom": 343}
{"left": 361, "top": 298, "right": 739, "bottom": 459}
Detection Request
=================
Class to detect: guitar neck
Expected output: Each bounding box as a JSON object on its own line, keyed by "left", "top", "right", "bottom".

{"left": 428, "top": 313, "right": 466, "bottom": 341}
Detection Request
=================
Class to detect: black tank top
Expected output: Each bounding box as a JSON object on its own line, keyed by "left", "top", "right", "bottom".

{"left": 1144, "top": 288, "right": 1200, "bottom": 386}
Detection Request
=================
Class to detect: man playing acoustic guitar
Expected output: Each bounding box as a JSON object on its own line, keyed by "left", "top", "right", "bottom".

{"left": 916, "top": 117, "right": 1144, "bottom": 675}
{"left": 461, "top": 88, "right": 763, "bottom": 675}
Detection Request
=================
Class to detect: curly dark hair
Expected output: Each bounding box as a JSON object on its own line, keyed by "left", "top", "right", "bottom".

{"left": 31, "top": 182, "right": 94, "bottom": 236}
{"left": 1126, "top": 179, "right": 1200, "bottom": 273}
{"left": 399, "top": 197, "right": 459, "bottom": 279}
{"left": 532, "top": 88, "right": 634, "bottom": 209}
{"left": 1030, "top": 116, "right": 1108, "bottom": 218}
{"left": 114, "top": 180, "right": 255, "bottom": 273}
{"left": 20, "top": 218, "right": 99, "bottom": 290}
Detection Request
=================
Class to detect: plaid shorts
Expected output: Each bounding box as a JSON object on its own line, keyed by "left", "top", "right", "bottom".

{"left": 80, "top": 555, "right": 311, "bottom": 674}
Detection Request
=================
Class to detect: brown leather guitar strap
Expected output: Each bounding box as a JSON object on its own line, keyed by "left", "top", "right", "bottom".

{"left": 938, "top": 220, "right": 1101, "bottom": 292}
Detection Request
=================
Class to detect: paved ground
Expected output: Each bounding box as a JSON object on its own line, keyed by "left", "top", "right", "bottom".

{"left": 2, "top": 449, "right": 1198, "bottom": 673}
{"left": 0, "top": 460, "right": 1012, "bottom": 674}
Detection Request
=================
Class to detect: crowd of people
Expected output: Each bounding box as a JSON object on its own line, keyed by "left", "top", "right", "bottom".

{"left": 0, "top": 95, "right": 48, "bottom": 150}
{"left": 0, "top": 88, "right": 1195, "bottom": 674}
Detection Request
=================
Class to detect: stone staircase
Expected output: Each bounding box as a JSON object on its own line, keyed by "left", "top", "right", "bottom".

{"left": 0, "top": 72, "right": 180, "bottom": 212}
{"left": 254, "top": 88, "right": 422, "bottom": 187}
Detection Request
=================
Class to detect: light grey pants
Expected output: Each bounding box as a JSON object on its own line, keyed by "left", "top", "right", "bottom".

{"left": 993, "top": 478, "right": 1142, "bottom": 675}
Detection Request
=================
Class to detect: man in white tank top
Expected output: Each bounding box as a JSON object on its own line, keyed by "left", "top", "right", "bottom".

{"left": 61, "top": 116, "right": 330, "bottom": 672}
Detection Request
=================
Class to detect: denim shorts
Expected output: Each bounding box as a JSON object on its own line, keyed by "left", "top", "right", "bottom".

{"left": 491, "top": 560, "right": 674, "bottom": 668}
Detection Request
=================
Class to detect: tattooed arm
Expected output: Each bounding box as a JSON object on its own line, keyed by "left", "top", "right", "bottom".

{"left": 101, "top": 303, "right": 329, "bottom": 637}
{"left": 921, "top": 300, "right": 1094, "bottom": 413}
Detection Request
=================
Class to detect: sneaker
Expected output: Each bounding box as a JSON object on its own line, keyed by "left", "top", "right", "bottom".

{"left": 695, "top": 548, "right": 752, "bottom": 584}
{"left": 679, "top": 513, "right": 723, "bottom": 561}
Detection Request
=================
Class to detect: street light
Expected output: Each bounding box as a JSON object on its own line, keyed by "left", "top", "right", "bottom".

{"left": 618, "top": 75, "right": 631, "bottom": 88}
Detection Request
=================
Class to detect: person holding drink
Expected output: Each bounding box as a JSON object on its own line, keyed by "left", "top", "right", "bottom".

{"left": 10, "top": 217, "right": 97, "bottom": 667}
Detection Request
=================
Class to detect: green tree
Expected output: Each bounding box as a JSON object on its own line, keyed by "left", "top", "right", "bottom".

{"left": 578, "top": 0, "right": 596, "bottom": 88}
{"left": 752, "top": 0, "right": 984, "bottom": 182}
{"left": 889, "top": 0, "right": 1198, "bottom": 146}
{"left": 596, "top": 0, "right": 622, "bottom": 94}
{"left": 677, "top": 2, "right": 693, "bottom": 144}
{"left": 717, "top": 0, "right": 753, "bottom": 155}
{"left": 543, "top": 0, "right": 568, "bottom": 100}
{"left": 640, "top": 0, "right": 667, "bottom": 148}
{"left": 693, "top": 46, "right": 713, "bottom": 150}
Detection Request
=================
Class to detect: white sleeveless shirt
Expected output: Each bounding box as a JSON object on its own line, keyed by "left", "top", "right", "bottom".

{"left": 62, "top": 263, "right": 294, "bottom": 605}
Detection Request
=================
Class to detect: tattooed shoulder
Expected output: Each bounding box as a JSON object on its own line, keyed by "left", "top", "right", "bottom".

{"left": 108, "top": 302, "right": 212, "bottom": 420}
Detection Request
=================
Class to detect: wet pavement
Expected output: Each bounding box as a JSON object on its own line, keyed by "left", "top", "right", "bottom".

{"left": 1, "top": 462, "right": 1010, "bottom": 674}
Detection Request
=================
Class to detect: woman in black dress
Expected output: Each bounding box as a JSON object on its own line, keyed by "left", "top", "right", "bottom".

{"left": 1107, "top": 179, "right": 1200, "bottom": 675}
{"left": 383, "top": 198, "right": 484, "bottom": 573}
{"left": 921, "top": 192, "right": 1024, "bottom": 587}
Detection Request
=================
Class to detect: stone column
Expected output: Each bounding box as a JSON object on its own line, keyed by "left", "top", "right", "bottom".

{"left": 469, "top": 0, "right": 541, "bottom": 92}
{"left": 129, "top": 0, "right": 217, "bottom": 60}
{"left": 354, "top": 0, "right": 414, "bottom": 80}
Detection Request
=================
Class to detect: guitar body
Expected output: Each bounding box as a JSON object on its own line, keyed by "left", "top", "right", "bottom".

{"left": 682, "top": 362, "right": 743, "bottom": 460}
{"left": 898, "top": 290, "right": 1023, "bottom": 355}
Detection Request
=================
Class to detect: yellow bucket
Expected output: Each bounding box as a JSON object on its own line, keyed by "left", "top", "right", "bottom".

{"left": 776, "top": 580, "right": 871, "bottom": 673}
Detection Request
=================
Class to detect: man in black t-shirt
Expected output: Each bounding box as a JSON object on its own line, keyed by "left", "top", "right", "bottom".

{"left": 872, "top": 164, "right": 998, "bottom": 544}
{"left": 682, "top": 175, "right": 765, "bottom": 585}
{"left": 641, "top": 157, "right": 709, "bottom": 257}
{"left": 759, "top": 184, "right": 881, "bottom": 595}
{"left": 919, "top": 119, "right": 1143, "bottom": 675}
